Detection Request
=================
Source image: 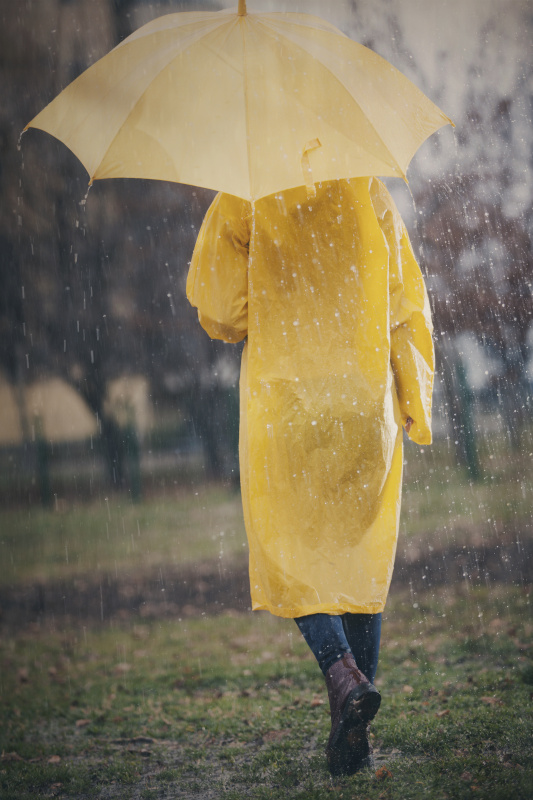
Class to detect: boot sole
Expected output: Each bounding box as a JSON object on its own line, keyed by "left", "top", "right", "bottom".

{"left": 348, "top": 683, "right": 381, "bottom": 723}
{"left": 327, "top": 685, "right": 381, "bottom": 776}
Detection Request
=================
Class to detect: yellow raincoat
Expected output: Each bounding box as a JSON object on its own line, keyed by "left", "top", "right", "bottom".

{"left": 187, "top": 178, "right": 434, "bottom": 618}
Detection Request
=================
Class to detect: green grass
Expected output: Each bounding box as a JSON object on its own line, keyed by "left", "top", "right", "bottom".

{"left": 2, "top": 433, "right": 533, "bottom": 590}
{"left": 1, "top": 432, "right": 532, "bottom": 797}
{"left": 399, "top": 432, "right": 533, "bottom": 564}
{"left": 0, "top": 486, "right": 246, "bottom": 586}
{"left": 0, "top": 584, "right": 531, "bottom": 799}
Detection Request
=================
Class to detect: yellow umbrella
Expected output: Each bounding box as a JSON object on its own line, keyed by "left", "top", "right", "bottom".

{"left": 25, "top": 0, "right": 452, "bottom": 201}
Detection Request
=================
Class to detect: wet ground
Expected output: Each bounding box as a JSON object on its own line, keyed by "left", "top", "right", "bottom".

{"left": 1, "top": 534, "right": 531, "bottom": 629}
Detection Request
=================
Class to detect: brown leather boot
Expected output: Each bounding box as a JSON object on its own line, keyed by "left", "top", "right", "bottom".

{"left": 324, "top": 654, "right": 381, "bottom": 776}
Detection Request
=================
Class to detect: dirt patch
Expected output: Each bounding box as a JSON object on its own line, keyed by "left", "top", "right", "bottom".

{"left": 0, "top": 555, "right": 250, "bottom": 629}
{"left": 0, "top": 538, "right": 531, "bottom": 630}
{"left": 392, "top": 535, "right": 532, "bottom": 593}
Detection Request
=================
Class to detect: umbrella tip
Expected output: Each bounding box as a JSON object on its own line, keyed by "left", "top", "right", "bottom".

{"left": 238, "top": 0, "right": 247, "bottom": 15}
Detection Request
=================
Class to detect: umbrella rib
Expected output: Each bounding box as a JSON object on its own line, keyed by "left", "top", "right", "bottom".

{"left": 254, "top": 17, "right": 409, "bottom": 179}
{"left": 240, "top": 17, "right": 254, "bottom": 200}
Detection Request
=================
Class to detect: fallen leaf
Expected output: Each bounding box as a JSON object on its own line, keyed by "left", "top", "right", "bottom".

{"left": 481, "top": 696, "right": 503, "bottom": 706}
{"left": 75, "top": 719, "right": 91, "bottom": 728}
{"left": 262, "top": 730, "right": 290, "bottom": 743}
{"left": 48, "top": 755, "right": 61, "bottom": 764}
{"left": 402, "top": 685, "right": 414, "bottom": 694}
{"left": 1, "top": 752, "right": 24, "bottom": 762}
{"left": 436, "top": 709, "right": 450, "bottom": 718}
{"left": 375, "top": 767, "right": 393, "bottom": 780}
{"left": 114, "top": 663, "right": 131, "bottom": 675}
{"left": 461, "top": 771, "right": 473, "bottom": 781}
{"left": 310, "top": 696, "right": 325, "bottom": 707}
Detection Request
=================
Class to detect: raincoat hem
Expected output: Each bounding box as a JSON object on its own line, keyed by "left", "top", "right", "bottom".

{"left": 251, "top": 600, "right": 386, "bottom": 619}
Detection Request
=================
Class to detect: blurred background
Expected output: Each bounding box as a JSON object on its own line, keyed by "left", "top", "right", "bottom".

{"left": 0, "top": 0, "right": 531, "bottom": 607}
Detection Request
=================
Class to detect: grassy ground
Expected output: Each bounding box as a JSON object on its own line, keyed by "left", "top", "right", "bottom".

{"left": 1, "top": 433, "right": 532, "bottom": 798}
{"left": 0, "top": 584, "right": 531, "bottom": 799}
{"left": 400, "top": 430, "right": 533, "bottom": 547}
{"left": 0, "top": 486, "right": 246, "bottom": 586}
{"left": 1, "top": 434, "right": 532, "bottom": 588}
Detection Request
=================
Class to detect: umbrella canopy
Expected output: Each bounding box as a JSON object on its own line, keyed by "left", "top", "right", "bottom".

{"left": 25, "top": 0, "right": 452, "bottom": 201}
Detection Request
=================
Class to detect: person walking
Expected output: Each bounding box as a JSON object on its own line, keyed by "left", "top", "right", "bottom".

{"left": 186, "top": 176, "right": 434, "bottom": 775}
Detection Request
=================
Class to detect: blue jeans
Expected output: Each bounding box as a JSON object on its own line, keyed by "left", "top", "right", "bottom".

{"left": 295, "top": 612, "right": 382, "bottom": 683}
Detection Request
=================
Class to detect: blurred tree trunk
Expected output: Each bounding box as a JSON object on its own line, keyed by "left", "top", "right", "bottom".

{"left": 186, "top": 386, "right": 224, "bottom": 480}
{"left": 110, "top": 0, "right": 136, "bottom": 44}
{"left": 184, "top": 383, "right": 239, "bottom": 482}
{"left": 438, "top": 339, "right": 481, "bottom": 480}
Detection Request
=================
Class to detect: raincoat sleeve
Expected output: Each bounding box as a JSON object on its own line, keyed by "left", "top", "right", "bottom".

{"left": 186, "top": 192, "right": 251, "bottom": 343}
{"left": 371, "top": 180, "right": 435, "bottom": 446}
